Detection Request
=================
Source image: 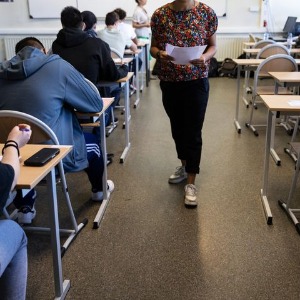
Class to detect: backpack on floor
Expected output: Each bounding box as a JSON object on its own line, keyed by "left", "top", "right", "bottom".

{"left": 218, "top": 58, "right": 237, "bottom": 78}
{"left": 208, "top": 57, "right": 219, "bottom": 77}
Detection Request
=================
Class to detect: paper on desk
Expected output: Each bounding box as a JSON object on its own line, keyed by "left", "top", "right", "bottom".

{"left": 166, "top": 43, "right": 207, "bottom": 65}
{"left": 288, "top": 100, "right": 300, "bottom": 107}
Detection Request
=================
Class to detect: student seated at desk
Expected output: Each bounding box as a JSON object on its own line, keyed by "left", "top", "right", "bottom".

{"left": 81, "top": 10, "right": 123, "bottom": 119}
{"left": 0, "top": 124, "right": 31, "bottom": 299}
{"left": 0, "top": 37, "right": 113, "bottom": 224}
{"left": 53, "top": 6, "right": 128, "bottom": 123}
{"left": 98, "top": 11, "right": 138, "bottom": 56}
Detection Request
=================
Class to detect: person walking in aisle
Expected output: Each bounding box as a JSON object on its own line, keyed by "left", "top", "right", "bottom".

{"left": 150, "top": 0, "right": 218, "bottom": 207}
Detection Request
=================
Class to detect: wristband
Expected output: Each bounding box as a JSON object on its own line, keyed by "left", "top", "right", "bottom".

{"left": 2, "top": 141, "right": 20, "bottom": 157}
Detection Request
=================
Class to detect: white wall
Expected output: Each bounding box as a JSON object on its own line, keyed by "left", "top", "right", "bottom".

{"left": 0, "top": 0, "right": 268, "bottom": 35}
{"left": 0, "top": 0, "right": 299, "bottom": 61}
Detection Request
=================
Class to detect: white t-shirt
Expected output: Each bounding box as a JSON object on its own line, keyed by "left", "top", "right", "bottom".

{"left": 132, "top": 6, "right": 151, "bottom": 38}
{"left": 98, "top": 27, "right": 132, "bottom": 57}
{"left": 118, "top": 22, "right": 136, "bottom": 41}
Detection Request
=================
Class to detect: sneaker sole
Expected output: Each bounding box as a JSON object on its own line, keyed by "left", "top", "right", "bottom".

{"left": 168, "top": 176, "right": 187, "bottom": 184}
{"left": 17, "top": 210, "right": 37, "bottom": 224}
{"left": 184, "top": 198, "right": 198, "bottom": 207}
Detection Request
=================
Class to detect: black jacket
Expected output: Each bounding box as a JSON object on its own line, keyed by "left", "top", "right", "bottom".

{"left": 52, "top": 28, "right": 128, "bottom": 84}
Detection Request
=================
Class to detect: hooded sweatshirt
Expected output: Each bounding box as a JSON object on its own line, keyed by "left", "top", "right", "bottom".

{"left": 0, "top": 46, "right": 103, "bottom": 172}
{"left": 52, "top": 27, "right": 128, "bottom": 84}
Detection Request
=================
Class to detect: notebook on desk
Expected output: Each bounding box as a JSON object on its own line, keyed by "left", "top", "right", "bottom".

{"left": 271, "top": 16, "right": 297, "bottom": 42}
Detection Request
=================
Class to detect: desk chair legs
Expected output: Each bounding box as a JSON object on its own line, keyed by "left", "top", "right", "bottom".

{"left": 22, "top": 161, "right": 88, "bottom": 256}
{"left": 278, "top": 153, "right": 300, "bottom": 234}
{"left": 284, "top": 117, "right": 300, "bottom": 162}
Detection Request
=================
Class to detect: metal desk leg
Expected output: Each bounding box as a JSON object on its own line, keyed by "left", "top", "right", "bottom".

{"left": 47, "top": 170, "right": 70, "bottom": 299}
{"left": 93, "top": 112, "right": 111, "bottom": 229}
{"left": 278, "top": 156, "right": 300, "bottom": 234}
{"left": 234, "top": 65, "right": 242, "bottom": 133}
{"left": 134, "top": 54, "right": 141, "bottom": 108}
{"left": 120, "top": 81, "right": 131, "bottom": 163}
{"left": 261, "top": 110, "right": 273, "bottom": 225}
{"left": 145, "top": 43, "right": 150, "bottom": 87}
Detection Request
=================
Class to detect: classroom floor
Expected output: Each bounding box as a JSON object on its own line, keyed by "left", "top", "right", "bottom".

{"left": 24, "top": 76, "right": 300, "bottom": 300}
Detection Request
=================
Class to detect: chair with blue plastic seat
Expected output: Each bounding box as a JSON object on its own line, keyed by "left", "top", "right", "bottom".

{"left": 0, "top": 110, "right": 87, "bottom": 255}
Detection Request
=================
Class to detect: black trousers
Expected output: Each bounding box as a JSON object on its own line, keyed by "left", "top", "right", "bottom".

{"left": 160, "top": 78, "right": 209, "bottom": 174}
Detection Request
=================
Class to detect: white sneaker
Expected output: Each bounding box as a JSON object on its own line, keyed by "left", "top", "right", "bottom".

{"left": 184, "top": 184, "right": 197, "bottom": 207}
{"left": 92, "top": 180, "right": 115, "bottom": 201}
{"left": 17, "top": 205, "right": 37, "bottom": 224}
{"left": 168, "top": 166, "right": 187, "bottom": 184}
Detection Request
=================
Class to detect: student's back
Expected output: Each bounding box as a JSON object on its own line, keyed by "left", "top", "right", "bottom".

{"left": 52, "top": 7, "right": 128, "bottom": 85}
{"left": 52, "top": 28, "right": 125, "bottom": 84}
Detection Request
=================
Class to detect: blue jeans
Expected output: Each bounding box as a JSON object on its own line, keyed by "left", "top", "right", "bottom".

{"left": 160, "top": 78, "right": 209, "bottom": 174}
{"left": 0, "top": 220, "right": 27, "bottom": 300}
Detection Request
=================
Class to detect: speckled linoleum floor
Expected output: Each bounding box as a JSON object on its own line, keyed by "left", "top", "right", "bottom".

{"left": 17, "top": 76, "right": 300, "bottom": 299}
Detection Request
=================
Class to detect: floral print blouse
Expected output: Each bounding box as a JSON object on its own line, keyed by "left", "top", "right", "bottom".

{"left": 151, "top": 2, "right": 218, "bottom": 82}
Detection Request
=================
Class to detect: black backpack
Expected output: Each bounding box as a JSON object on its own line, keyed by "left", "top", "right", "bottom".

{"left": 208, "top": 57, "right": 219, "bottom": 77}
{"left": 218, "top": 58, "right": 237, "bottom": 78}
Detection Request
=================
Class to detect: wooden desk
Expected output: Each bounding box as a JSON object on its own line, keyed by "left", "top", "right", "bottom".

{"left": 232, "top": 58, "right": 265, "bottom": 133}
{"left": 113, "top": 57, "right": 133, "bottom": 65}
{"left": 259, "top": 95, "right": 300, "bottom": 225}
{"left": 268, "top": 71, "right": 300, "bottom": 163}
{"left": 243, "top": 41, "right": 295, "bottom": 48}
{"left": 76, "top": 98, "right": 114, "bottom": 228}
{"left": 232, "top": 59, "right": 300, "bottom": 134}
{"left": 124, "top": 49, "right": 143, "bottom": 108}
{"left": 15, "top": 144, "right": 72, "bottom": 299}
{"left": 137, "top": 38, "right": 150, "bottom": 87}
{"left": 243, "top": 48, "right": 300, "bottom": 58}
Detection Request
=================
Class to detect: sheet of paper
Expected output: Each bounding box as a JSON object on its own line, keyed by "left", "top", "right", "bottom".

{"left": 166, "top": 43, "right": 207, "bottom": 65}
{"left": 288, "top": 100, "right": 300, "bottom": 107}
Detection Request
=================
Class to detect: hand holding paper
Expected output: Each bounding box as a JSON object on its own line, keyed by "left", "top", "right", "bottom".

{"left": 166, "top": 43, "right": 207, "bottom": 65}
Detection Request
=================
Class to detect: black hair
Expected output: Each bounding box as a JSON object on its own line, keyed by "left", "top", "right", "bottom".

{"left": 114, "top": 8, "right": 126, "bottom": 20}
{"left": 105, "top": 12, "right": 119, "bottom": 26}
{"left": 61, "top": 6, "right": 83, "bottom": 28}
{"left": 81, "top": 10, "right": 97, "bottom": 30}
{"left": 15, "top": 37, "right": 45, "bottom": 54}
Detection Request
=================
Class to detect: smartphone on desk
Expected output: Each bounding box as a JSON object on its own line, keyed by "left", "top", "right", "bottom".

{"left": 24, "top": 148, "right": 60, "bottom": 167}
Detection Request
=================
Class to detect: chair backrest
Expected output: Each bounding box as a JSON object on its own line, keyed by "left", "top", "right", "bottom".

{"left": 249, "top": 33, "right": 258, "bottom": 43}
{"left": 253, "top": 40, "right": 276, "bottom": 49}
{"left": 253, "top": 54, "right": 298, "bottom": 92}
{"left": 256, "top": 44, "right": 290, "bottom": 59}
{"left": 0, "top": 110, "right": 59, "bottom": 145}
{"left": 110, "top": 47, "right": 123, "bottom": 59}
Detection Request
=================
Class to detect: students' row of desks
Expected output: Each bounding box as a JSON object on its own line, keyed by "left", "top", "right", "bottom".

{"left": 230, "top": 63, "right": 300, "bottom": 227}
{"left": 5, "top": 43, "right": 151, "bottom": 300}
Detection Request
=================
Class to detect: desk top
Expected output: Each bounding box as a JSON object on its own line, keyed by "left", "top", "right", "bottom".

{"left": 268, "top": 72, "right": 300, "bottom": 83}
{"left": 260, "top": 95, "right": 300, "bottom": 112}
{"left": 113, "top": 57, "right": 133, "bottom": 65}
{"left": 124, "top": 49, "right": 142, "bottom": 56}
{"left": 233, "top": 58, "right": 300, "bottom": 66}
{"left": 1, "top": 144, "right": 73, "bottom": 189}
{"left": 76, "top": 98, "right": 114, "bottom": 117}
{"left": 117, "top": 72, "right": 134, "bottom": 83}
{"left": 243, "top": 48, "right": 300, "bottom": 54}
{"left": 243, "top": 41, "right": 295, "bottom": 47}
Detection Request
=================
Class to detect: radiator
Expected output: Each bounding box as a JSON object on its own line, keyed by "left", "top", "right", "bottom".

{"left": 4, "top": 35, "right": 248, "bottom": 62}
{"left": 4, "top": 36, "right": 56, "bottom": 60}
{"left": 215, "top": 36, "right": 248, "bottom": 61}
